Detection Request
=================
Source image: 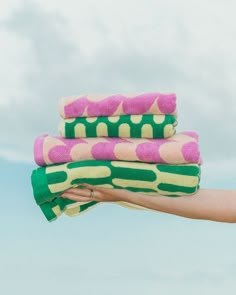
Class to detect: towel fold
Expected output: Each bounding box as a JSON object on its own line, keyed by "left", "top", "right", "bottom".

{"left": 58, "top": 114, "right": 177, "bottom": 139}
{"left": 59, "top": 93, "right": 177, "bottom": 118}
{"left": 39, "top": 197, "right": 154, "bottom": 222}
{"left": 39, "top": 198, "right": 99, "bottom": 221}
{"left": 34, "top": 131, "right": 201, "bottom": 167}
{"left": 31, "top": 159, "right": 201, "bottom": 206}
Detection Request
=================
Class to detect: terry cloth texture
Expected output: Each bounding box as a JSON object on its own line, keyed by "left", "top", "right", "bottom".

{"left": 30, "top": 92, "right": 203, "bottom": 222}
{"left": 34, "top": 131, "right": 201, "bottom": 166}
{"left": 58, "top": 93, "right": 177, "bottom": 118}
{"left": 58, "top": 114, "right": 177, "bottom": 139}
{"left": 31, "top": 160, "right": 201, "bottom": 206}
{"left": 33, "top": 160, "right": 201, "bottom": 221}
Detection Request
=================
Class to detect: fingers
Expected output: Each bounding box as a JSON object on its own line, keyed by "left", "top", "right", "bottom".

{"left": 59, "top": 183, "right": 123, "bottom": 202}
{"left": 60, "top": 185, "right": 97, "bottom": 202}
{"left": 60, "top": 193, "right": 91, "bottom": 202}
{"left": 64, "top": 187, "right": 91, "bottom": 196}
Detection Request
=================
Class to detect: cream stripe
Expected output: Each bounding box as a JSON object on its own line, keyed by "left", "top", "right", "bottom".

{"left": 65, "top": 118, "right": 76, "bottom": 123}
{"left": 164, "top": 124, "right": 175, "bottom": 137}
{"left": 64, "top": 202, "right": 101, "bottom": 216}
{"left": 86, "top": 95, "right": 106, "bottom": 102}
{"left": 118, "top": 123, "right": 130, "bottom": 137}
{"left": 96, "top": 123, "right": 108, "bottom": 136}
{"left": 86, "top": 117, "right": 98, "bottom": 123}
{"left": 111, "top": 160, "right": 155, "bottom": 170}
{"left": 58, "top": 121, "right": 65, "bottom": 136}
{"left": 158, "top": 172, "right": 199, "bottom": 187}
{"left": 112, "top": 178, "right": 156, "bottom": 190}
{"left": 141, "top": 124, "right": 153, "bottom": 138}
{"left": 130, "top": 115, "right": 142, "bottom": 124}
{"left": 52, "top": 205, "right": 63, "bottom": 217}
{"left": 108, "top": 116, "right": 120, "bottom": 123}
{"left": 75, "top": 123, "right": 86, "bottom": 137}
{"left": 153, "top": 115, "right": 165, "bottom": 124}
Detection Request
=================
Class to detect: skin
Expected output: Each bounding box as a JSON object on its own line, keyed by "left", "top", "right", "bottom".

{"left": 60, "top": 185, "right": 236, "bottom": 223}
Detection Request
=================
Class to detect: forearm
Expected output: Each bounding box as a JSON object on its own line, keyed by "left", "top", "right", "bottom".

{"left": 62, "top": 185, "right": 236, "bottom": 223}
{"left": 119, "top": 189, "right": 236, "bottom": 223}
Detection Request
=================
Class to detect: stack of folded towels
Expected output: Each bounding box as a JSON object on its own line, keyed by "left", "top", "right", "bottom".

{"left": 31, "top": 93, "right": 202, "bottom": 222}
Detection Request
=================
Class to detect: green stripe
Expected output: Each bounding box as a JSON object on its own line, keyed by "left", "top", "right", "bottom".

{"left": 158, "top": 165, "right": 200, "bottom": 176}
{"left": 112, "top": 166, "right": 157, "bottom": 181}
{"left": 67, "top": 160, "right": 108, "bottom": 169}
{"left": 118, "top": 186, "right": 157, "bottom": 193}
{"left": 31, "top": 168, "right": 53, "bottom": 205}
{"left": 65, "top": 122, "right": 75, "bottom": 138}
{"left": 158, "top": 183, "right": 198, "bottom": 194}
{"left": 80, "top": 201, "right": 98, "bottom": 212}
{"left": 47, "top": 171, "right": 68, "bottom": 185}
{"left": 108, "top": 121, "right": 118, "bottom": 137}
{"left": 63, "top": 114, "right": 177, "bottom": 139}
{"left": 71, "top": 177, "right": 111, "bottom": 186}
{"left": 39, "top": 202, "right": 58, "bottom": 222}
{"left": 130, "top": 124, "right": 141, "bottom": 137}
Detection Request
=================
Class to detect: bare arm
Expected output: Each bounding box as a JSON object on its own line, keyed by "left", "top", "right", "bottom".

{"left": 122, "top": 188, "right": 236, "bottom": 223}
{"left": 60, "top": 186, "right": 236, "bottom": 223}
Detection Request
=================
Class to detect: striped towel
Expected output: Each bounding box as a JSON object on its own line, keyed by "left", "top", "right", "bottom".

{"left": 31, "top": 160, "right": 201, "bottom": 221}
{"left": 58, "top": 114, "right": 177, "bottom": 139}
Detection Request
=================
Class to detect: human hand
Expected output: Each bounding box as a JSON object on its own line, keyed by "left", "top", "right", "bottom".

{"left": 60, "top": 183, "right": 126, "bottom": 203}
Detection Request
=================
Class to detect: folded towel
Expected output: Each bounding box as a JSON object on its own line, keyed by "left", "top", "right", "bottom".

{"left": 31, "top": 160, "right": 201, "bottom": 206}
{"left": 34, "top": 131, "right": 201, "bottom": 166}
{"left": 39, "top": 198, "right": 99, "bottom": 221}
{"left": 39, "top": 195, "right": 169, "bottom": 222}
{"left": 59, "top": 93, "right": 177, "bottom": 118}
{"left": 58, "top": 114, "right": 177, "bottom": 139}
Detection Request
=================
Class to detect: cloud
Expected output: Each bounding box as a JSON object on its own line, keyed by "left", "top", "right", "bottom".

{"left": 0, "top": 1, "right": 78, "bottom": 148}
{"left": 0, "top": 0, "right": 22, "bottom": 22}
{"left": 201, "top": 158, "right": 236, "bottom": 188}
{"left": 0, "top": 28, "right": 36, "bottom": 103}
{"left": 0, "top": 0, "right": 235, "bottom": 168}
{"left": 0, "top": 146, "right": 32, "bottom": 164}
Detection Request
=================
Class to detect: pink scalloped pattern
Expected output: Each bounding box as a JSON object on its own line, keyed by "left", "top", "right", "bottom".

{"left": 61, "top": 93, "right": 177, "bottom": 118}
{"left": 34, "top": 132, "right": 200, "bottom": 166}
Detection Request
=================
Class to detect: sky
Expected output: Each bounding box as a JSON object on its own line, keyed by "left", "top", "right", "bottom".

{"left": 0, "top": 0, "right": 236, "bottom": 294}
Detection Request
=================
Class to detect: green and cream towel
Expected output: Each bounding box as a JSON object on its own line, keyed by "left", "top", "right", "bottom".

{"left": 31, "top": 160, "right": 201, "bottom": 221}
{"left": 58, "top": 114, "right": 177, "bottom": 139}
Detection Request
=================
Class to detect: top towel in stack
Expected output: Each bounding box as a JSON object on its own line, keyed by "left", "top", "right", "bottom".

{"left": 58, "top": 93, "right": 178, "bottom": 138}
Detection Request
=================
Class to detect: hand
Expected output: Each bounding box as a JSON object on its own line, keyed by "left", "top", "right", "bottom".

{"left": 60, "top": 183, "right": 126, "bottom": 203}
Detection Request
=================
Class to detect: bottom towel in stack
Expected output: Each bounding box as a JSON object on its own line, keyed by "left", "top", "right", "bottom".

{"left": 31, "top": 160, "right": 201, "bottom": 221}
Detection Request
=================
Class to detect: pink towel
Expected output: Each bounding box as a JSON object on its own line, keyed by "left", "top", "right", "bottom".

{"left": 34, "top": 131, "right": 201, "bottom": 166}
{"left": 59, "top": 93, "right": 177, "bottom": 118}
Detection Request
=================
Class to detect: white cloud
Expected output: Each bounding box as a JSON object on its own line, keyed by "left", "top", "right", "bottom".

{"left": 0, "top": 0, "right": 22, "bottom": 22}
{"left": 0, "top": 28, "right": 36, "bottom": 104}
{"left": 0, "top": 147, "right": 32, "bottom": 164}
{"left": 201, "top": 158, "right": 236, "bottom": 188}
{"left": 0, "top": 0, "right": 235, "bottom": 171}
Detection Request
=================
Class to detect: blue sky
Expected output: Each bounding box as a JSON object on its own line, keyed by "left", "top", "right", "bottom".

{"left": 1, "top": 158, "right": 236, "bottom": 295}
{"left": 0, "top": 0, "right": 236, "bottom": 294}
